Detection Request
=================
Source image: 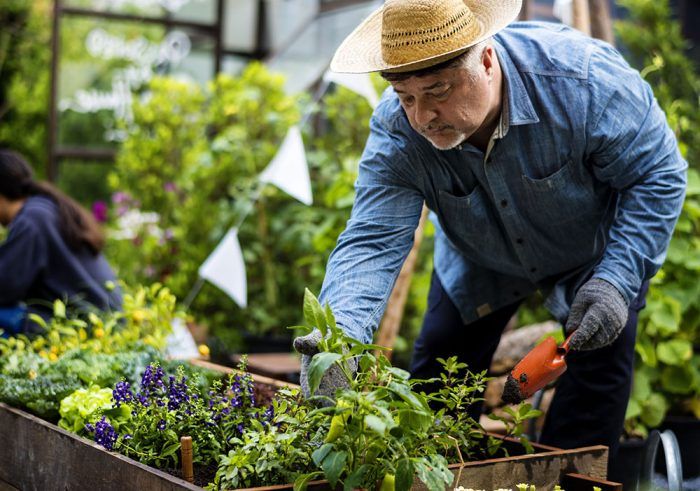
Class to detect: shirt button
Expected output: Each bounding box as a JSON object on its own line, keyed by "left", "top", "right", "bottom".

{"left": 500, "top": 199, "right": 508, "bottom": 208}
{"left": 530, "top": 267, "right": 537, "bottom": 273}
{"left": 516, "top": 238, "right": 524, "bottom": 245}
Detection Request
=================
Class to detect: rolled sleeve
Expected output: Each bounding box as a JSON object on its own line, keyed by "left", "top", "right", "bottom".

{"left": 318, "top": 113, "right": 424, "bottom": 343}
{"left": 586, "top": 45, "right": 687, "bottom": 303}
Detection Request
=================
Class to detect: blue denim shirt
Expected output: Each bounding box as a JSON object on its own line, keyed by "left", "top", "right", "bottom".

{"left": 319, "top": 22, "right": 687, "bottom": 344}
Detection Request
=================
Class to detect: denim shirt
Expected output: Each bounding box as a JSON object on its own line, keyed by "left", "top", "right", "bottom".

{"left": 319, "top": 22, "right": 687, "bottom": 344}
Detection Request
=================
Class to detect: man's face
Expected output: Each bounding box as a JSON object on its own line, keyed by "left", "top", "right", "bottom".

{"left": 390, "top": 52, "right": 494, "bottom": 150}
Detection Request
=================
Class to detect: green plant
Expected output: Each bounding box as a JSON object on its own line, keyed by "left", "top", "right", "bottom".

{"left": 59, "top": 385, "right": 127, "bottom": 433}
{"left": 286, "top": 290, "right": 537, "bottom": 491}
{"left": 0, "top": 0, "right": 51, "bottom": 174}
{"left": 615, "top": 0, "right": 700, "bottom": 436}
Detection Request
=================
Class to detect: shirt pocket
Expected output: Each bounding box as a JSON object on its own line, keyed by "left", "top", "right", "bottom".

{"left": 436, "top": 186, "right": 515, "bottom": 272}
{"left": 520, "top": 159, "right": 598, "bottom": 225}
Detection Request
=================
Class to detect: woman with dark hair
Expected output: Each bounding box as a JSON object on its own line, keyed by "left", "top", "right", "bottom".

{"left": 0, "top": 149, "right": 121, "bottom": 335}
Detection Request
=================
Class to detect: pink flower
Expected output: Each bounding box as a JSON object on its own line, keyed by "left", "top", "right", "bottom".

{"left": 163, "top": 182, "right": 177, "bottom": 193}
{"left": 92, "top": 201, "right": 108, "bottom": 223}
{"left": 112, "top": 191, "right": 130, "bottom": 204}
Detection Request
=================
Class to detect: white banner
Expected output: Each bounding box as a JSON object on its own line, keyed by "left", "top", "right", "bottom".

{"left": 259, "top": 125, "right": 313, "bottom": 206}
{"left": 323, "top": 70, "right": 379, "bottom": 108}
{"left": 553, "top": 0, "right": 573, "bottom": 26}
{"left": 199, "top": 228, "right": 247, "bottom": 308}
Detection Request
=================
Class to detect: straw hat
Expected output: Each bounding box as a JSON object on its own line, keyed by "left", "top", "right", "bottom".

{"left": 330, "top": 0, "right": 521, "bottom": 74}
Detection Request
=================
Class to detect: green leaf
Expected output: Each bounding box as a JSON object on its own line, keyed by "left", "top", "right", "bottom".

{"left": 660, "top": 365, "right": 695, "bottom": 394}
{"left": 161, "top": 441, "right": 180, "bottom": 457}
{"left": 294, "top": 472, "right": 323, "bottom": 491}
{"left": 321, "top": 450, "right": 348, "bottom": 488}
{"left": 53, "top": 300, "right": 66, "bottom": 318}
{"left": 396, "top": 458, "right": 414, "bottom": 491}
{"left": 303, "top": 288, "right": 327, "bottom": 336}
{"left": 625, "top": 398, "right": 642, "bottom": 420}
{"left": 364, "top": 414, "right": 387, "bottom": 436}
{"left": 649, "top": 297, "right": 681, "bottom": 335}
{"left": 640, "top": 393, "right": 668, "bottom": 428}
{"left": 343, "top": 464, "right": 369, "bottom": 491}
{"left": 308, "top": 352, "right": 343, "bottom": 395}
{"left": 635, "top": 338, "right": 658, "bottom": 367}
{"left": 631, "top": 369, "right": 652, "bottom": 401}
{"left": 312, "top": 443, "right": 334, "bottom": 466}
{"left": 657, "top": 339, "right": 693, "bottom": 366}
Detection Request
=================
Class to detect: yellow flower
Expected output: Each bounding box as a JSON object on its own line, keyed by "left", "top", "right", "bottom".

{"left": 28, "top": 369, "right": 37, "bottom": 380}
{"left": 50, "top": 346, "right": 58, "bottom": 354}
{"left": 39, "top": 350, "right": 48, "bottom": 358}
{"left": 198, "top": 344, "right": 210, "bottom": 358}
{"left": 94, "top": 328, "right": 104, "bottom": 339}
{"left": 49, "top": 352, "right": 58, "bottom": 362}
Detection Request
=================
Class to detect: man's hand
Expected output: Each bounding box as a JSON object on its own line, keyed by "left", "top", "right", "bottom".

{"left": 566, "top": 278, "right": 629, "bottom": 351}
{"left": 293, "top": 330, "right": 353, "bottom": 400}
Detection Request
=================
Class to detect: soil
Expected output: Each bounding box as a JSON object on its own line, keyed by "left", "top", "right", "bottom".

{"left": 501, "top": 374, "right": 525, "bottom": 404}
{"left": 167, "top": 462, "right": 218, "bottom": 487}
{"left": 254, "top": 382, "right": 279, "bottom": 407}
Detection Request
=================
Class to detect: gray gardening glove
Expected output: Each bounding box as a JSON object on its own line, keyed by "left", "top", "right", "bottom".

{"left": 565, "top": 278, "right": 629, "bottom": 351}
{"left": 293, "top": 330, "right": 355, "bottom": 402}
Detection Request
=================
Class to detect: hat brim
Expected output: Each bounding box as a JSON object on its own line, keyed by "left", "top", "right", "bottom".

{"left": 330, "top": 0, "right": 522, "bottom": 74}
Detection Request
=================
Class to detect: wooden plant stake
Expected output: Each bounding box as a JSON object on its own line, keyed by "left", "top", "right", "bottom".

{"left": 181, "top": 436, "right": 194, "bottom": 483}
{"left": 588, "top": 0, "right": 615, "bottom": 45}
{"left": 572, "top": 0, "right": 592, "bottom": 35}
{"left": 375, "top": 205, "right": 429, "bottom": 359}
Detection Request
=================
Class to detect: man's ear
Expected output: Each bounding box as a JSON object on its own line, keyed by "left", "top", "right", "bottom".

{"left": 482, "top": 45, "right": 495, "bottom": 77}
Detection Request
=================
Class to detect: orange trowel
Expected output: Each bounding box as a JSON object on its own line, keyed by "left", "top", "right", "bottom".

{"left": 501, "top": 332, "right": 575, "bottom": 404}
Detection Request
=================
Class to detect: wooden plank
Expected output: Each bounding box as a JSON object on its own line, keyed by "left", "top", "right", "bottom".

{"left": 230, "top": 353, "right": 301, "bottom": 379}
{"left": 0, "top": 480, "right": 19, "bottom": 491}
{"left": 445, "top": 446, "right": 609, "bottom": 491}
{"left": 0, "top": 403, "right": 201, "bottom": 491}
{"left": 187, "top": 358, "right": 299, "bottom": 390}
{"left": 563, "top": 473, "right": 623, "bottom": 491}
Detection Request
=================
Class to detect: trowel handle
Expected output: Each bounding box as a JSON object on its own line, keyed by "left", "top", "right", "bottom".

{"left": 558, "top": 332, "right": 576, "bottom": 355}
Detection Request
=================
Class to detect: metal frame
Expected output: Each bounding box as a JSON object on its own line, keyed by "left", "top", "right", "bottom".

{"left": 47, "top": 0, "right": 271, "bottom": 181}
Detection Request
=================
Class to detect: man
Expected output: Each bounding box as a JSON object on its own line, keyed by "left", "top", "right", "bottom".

{"left": 294, "top": 0, "right": 687, "bottom": 464}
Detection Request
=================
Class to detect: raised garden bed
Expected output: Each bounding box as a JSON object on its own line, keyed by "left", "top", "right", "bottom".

{"left": 0, "top": 365, "right": 290, "bottom": 491}
{"left": 0, "top": 394, "right": 616, "bottom": 491}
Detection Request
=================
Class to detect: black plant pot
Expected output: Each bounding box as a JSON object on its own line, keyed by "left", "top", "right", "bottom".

{"left": 609, "top": 437, "right": 646, "bottom": 490}
{"left": 657, "top": 414, "right": 700, "bottom": 479}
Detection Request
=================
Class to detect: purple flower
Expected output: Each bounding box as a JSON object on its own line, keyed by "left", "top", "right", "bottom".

{"left": 157, "top": 419, "right": 166, "bottom": 431}
{"left": 113, "top": 381, "right": 134, "bottom": 407}
{"left": 163, "top": 182, "right": 177, "bottom": 193}
{"left": 88, "top": 416, "right": 118, "bottom": 451}
{"left": 92, "top": 201, "right": 108, "bottom": 223}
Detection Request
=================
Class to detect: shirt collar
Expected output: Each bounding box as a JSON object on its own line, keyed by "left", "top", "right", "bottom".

{"left": 493, "top": 39, "right": 540, "bottom": 127}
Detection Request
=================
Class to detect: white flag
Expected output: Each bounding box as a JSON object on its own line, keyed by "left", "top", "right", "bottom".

{"left": 199, "top": 228, "right": 247, "bottom": 308}
{"left": 259, "top": 125, "right": 313, "bottom": 205}
{"left": 323, "top": 70, "right": 379, "bottom": 108}
{"left": 552, "top": 0, "right": 573, "bottom": 26}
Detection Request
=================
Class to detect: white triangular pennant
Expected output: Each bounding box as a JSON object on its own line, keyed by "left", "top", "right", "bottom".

{"left": 323, "top": 70, "right": 379, "bottom": 108}
{"left": 199, "top": 228, "right": 247, "bottom": 308}
{"left": 259, "top": 125, "right": 313, "bottom": 206}
{"left": 553, "top": 0, "right": 573, "bottom": 26}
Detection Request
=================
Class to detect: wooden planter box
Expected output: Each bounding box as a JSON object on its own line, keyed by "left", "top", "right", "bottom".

{"left": 0, "top": 361, "right": 619, "bottom": 491}
{"left": 0, "top": 365, "right": 290, "bottom": 491}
